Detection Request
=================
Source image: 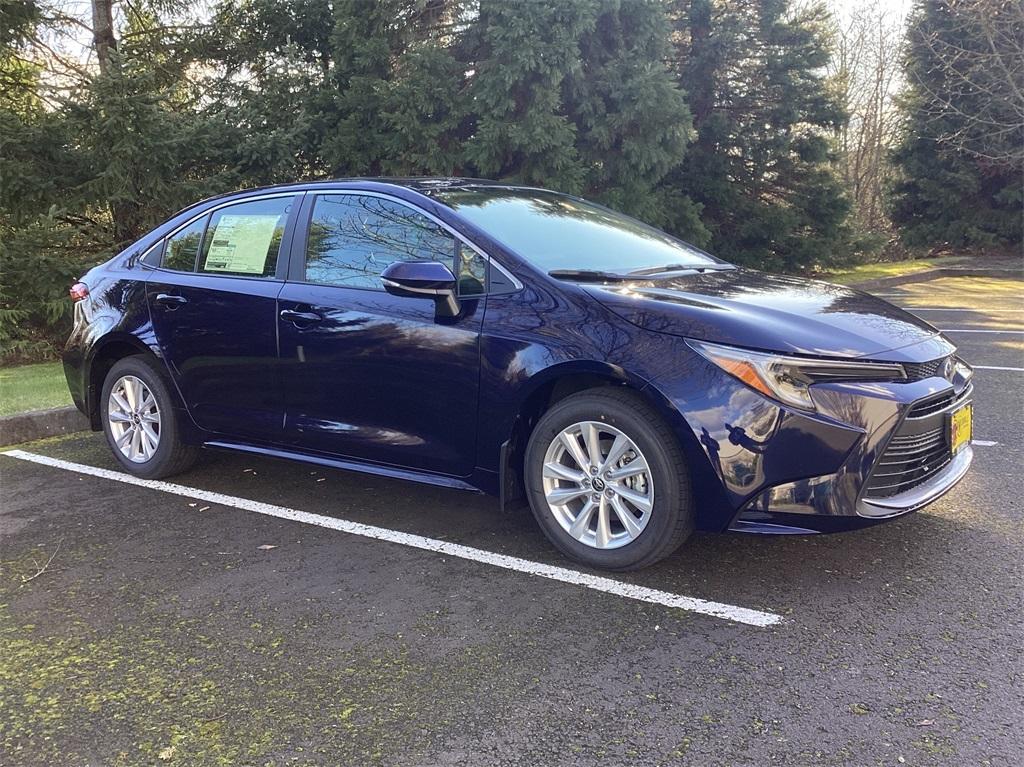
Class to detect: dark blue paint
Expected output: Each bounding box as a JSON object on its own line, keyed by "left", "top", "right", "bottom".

{"left": 381, "top": 260, "right": 458, "bottom": 289}
{"left": 145, "top": 272, "right": 285, "bottom": 439}
{"left": 276, "top": 281, "right": 483, "bottom": 475}
{"left": 63, "top": 178, "right": 971, "bottom": 536}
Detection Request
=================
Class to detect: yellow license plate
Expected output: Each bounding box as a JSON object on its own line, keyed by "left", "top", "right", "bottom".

{"left": 950, "top": 404, "right": 973, "bottom": 454}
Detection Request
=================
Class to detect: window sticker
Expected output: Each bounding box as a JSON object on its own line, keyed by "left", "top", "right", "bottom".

{"left": 204, "top": 214, "right": 280, "bottom": 274}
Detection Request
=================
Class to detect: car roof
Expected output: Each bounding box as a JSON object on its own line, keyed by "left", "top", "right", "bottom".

{"left": 164, "top": 177, "right": 553, "bottom": 231}
{"left": 210, "top": 176, "right": 527, "bottom": 200}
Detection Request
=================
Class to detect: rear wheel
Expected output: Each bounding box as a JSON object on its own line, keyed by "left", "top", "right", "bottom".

{"left": 524, "top": 388, "right": 693, "bottom": 571}
{"left": 101, "top": 356, "right": 199, "bottom": 479}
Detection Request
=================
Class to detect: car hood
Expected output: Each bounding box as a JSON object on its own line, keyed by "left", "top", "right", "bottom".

{"left": 582, "top": 268, "right": 954, "bottom": 361}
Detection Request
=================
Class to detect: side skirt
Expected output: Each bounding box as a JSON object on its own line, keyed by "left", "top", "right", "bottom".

{"left": 203, "top": 440, "right": 483, "bottom": 493}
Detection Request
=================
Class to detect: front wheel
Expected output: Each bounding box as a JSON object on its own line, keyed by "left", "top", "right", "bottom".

{"left": 524, "top": 388, "right": 693, "bottom": 571}
{"left": 101, "top": 355, "right": 199, "bottom": 479}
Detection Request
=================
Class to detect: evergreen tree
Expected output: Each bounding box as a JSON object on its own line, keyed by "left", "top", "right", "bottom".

{"left": 665, "top": 0, "right": 852, "bottom": 271}
{"left": 203, "top": 0, "right": 338, "bottom": 182}
{"left": 465, "top": 0, "right": 694, "bottom": 218}
{"left": 327, "top": 0, "right": 470, "bottom": 176}
{"left": 566, "top": 0, "right": 693, "bottom": 223}
{"left": 1, "top": 1, "right": 84, "bottom": 359}
{"left": 465, "top": 0, "right": 599, "bottom": 190}
{"left": 889, "top": 0, "right": 1023, "bottom": 250}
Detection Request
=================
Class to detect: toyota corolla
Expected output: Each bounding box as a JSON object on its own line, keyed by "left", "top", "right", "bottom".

{"left": 63, "top": 179, "right": 974, "bottom": 570}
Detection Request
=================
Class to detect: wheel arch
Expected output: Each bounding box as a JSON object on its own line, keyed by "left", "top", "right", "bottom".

{"left": 497, "top": 362, "right": 650, "bottom": 511}
{"left": 85, "top": 334, "right": 166, "bottom": 430}
{"left": 633, "top": 379, "right": 736, "bottom": 531}
{"left": 497, "top": 362, "right": 733, "bottom": 529}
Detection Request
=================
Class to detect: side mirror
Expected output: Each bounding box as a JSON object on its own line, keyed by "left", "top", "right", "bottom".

{"left": 381, "top": 261, "right": 460, "bottom": 318}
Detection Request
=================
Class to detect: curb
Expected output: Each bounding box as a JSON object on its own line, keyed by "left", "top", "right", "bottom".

{"left": 0, "top": 406, "right": 90, "bottom": 447}
{"left": 851, "top": 266, "right": 1022, "bottom": 291}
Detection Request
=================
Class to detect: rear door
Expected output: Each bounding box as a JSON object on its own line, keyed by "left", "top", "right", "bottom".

{"left": 276, "top": 191, "right": 487, "bottom": 476}
{"left": 146, "top": 193, "right": 301, "bottom": 439}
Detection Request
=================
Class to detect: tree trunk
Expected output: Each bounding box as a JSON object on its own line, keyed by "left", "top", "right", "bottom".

{"left": 91, "top": 0, "right": 116, "bottom": 74}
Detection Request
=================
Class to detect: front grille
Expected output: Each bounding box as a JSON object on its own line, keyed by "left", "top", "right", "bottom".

{"left": 865, "top": 427, "right": 953, "bottom": 497}
{"left": 908, "top": 390, "right": 956, "bottom": 418}
{"left": 904, "top": 356, "right": 948, "bottom": 382}
{"left": 864, "top": 384, "right": 972, "bottom": 499}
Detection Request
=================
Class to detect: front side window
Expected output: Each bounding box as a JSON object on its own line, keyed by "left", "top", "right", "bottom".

{"left": 197, "top": 196, "right": 294, "bottom": 279}
{"left": 162, "top": 217, "right": 207, "bottom": 272}
{"left": 305, "top": 194, "right": 484, "bottom": 293}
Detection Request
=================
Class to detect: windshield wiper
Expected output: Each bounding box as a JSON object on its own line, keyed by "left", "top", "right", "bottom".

{"left": 548, "top": 269, "right": 633, "bottom": 282}
{"left": 626, "top": 263, "right": 730, "bottom": 276}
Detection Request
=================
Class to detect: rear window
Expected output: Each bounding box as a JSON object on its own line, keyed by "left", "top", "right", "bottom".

{"left": 158, "top": 196, "right": 295, "bottom": 277}
{"left": 198, "top": 197, "right": 294, "bottom": 278}
{"left": 162, "top": 217, "right": 206, "bottom": 271}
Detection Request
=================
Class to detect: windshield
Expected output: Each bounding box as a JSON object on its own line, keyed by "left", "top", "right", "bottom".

{"left": 431, "top": 187, "right": 723, "bottom": 274}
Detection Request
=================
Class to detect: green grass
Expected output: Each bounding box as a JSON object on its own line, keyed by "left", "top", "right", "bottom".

{"left": 0, "top": 361, "right": 72, "bottom": 416}
{"left": 823, "top": 256, "right": 968, "bottom": 285}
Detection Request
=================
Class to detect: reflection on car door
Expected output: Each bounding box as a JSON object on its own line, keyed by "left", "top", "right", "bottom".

{"left": 276, "top": 192, "right": 486, "bottom": 476}
{"left": 146, "top": 193, "right": 300, "bottom": 439}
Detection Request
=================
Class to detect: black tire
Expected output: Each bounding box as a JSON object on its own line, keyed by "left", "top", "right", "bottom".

{"left": 100, "top": 355, "right": 200, "bottom": 479}
{"left": 524, "top": 387, "right": 693, "bottom": 571}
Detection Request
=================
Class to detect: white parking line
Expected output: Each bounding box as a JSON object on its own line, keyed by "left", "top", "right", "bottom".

{"left": 972, "top": 440, "right": 999, "bottom": 447}
{"left": 905, "top": 308, "right": 1024, "bottom": 312}
{"left": 974, "top": 365, "right": 1024, "bottom": 372}
{"left": 939, "top": 328, "right": 1024, "bottom": 334}
{"left": 0, "top": 450, "right": 782, "bottom": 628}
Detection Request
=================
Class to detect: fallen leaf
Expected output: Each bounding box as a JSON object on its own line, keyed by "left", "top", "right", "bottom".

{"left": 257, "top": 545, "right": 277, "bottom": 551}
{"left": 158, "top": 745, "right": 176, "bottom": 760}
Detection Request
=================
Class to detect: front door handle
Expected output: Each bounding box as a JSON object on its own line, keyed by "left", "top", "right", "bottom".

{"left": 155, "top": 293, "right": 188, "bottom": 309}
{"left": 280, "top": 309, "right": 323, "bottom": 326}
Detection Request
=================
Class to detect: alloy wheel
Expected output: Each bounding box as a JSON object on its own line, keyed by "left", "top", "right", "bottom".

{"left": 107, "top": 375, "right": 161, "bottom": 463}
{"left": 541, "top": 421, "right": 654, "bottom": 549}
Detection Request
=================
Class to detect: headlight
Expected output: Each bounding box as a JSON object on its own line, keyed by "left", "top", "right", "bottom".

{"left": 688, "top": 340, "right": 907, "bottom": 411}
{"left": 954, "top": 357, "right": 973, "bottom": 382}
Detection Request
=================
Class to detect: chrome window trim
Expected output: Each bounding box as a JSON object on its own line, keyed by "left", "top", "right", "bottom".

{"left": 138, "top": 241, "right": 163, "bottom": 267}
{"left": 310, "top": 189, "right": 524, "bottom": 293}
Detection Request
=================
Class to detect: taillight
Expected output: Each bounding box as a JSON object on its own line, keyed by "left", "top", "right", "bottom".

{"left": 69, "top": 282, "right": 89, "bottom": 302}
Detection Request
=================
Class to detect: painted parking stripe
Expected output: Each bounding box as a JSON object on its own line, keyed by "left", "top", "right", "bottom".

{"left": 939, "top": 328, "right": 1024, "bottom": 334}
{"left": 905, "top": 307, "right": 1024, "bottom": 312}
{"left": 973, "top": 365, "right": 1024, "bottom": 372}
{"left": 972, "top": 440, "right": 998, "bottom": 447}
{"left": 1, "top": 450, "right": 782, "bottom": 628}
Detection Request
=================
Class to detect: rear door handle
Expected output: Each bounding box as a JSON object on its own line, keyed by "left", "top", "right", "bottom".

{"left": 280, "top": 309, "right": 323, "bottom": 326}
{"left": 155, "top": 293, "right": 188, "bottom": 308}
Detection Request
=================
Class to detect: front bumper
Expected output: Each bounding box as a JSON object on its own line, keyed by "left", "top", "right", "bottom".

{"left": 859, "top": 445, "right": 972, "bottom": 517}
{"left": 732, "top": 377, "right": 974, "bottom": 533}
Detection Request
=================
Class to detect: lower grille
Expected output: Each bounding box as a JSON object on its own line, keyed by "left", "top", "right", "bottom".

{"left": 864, "top": 427, "right": 952, "bottom": 497}
{"left": 864, "top": 385, "right": 972, "bottom": 499}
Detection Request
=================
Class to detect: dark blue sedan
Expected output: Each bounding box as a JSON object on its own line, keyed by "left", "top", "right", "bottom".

{"left": 63, "top": 179, "right": 975, "bottom": 570}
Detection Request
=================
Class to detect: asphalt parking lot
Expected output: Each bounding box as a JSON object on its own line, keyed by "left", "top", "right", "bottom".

{"left": 2, "top": 275, "right": 1022, "bottom": 766}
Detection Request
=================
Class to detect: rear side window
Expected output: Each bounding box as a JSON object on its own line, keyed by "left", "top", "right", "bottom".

{"left": 305, "top": 194, "right": 479, "bottom": 291}
{"left": 197, "top": 196, "right": 294, "bottom": 278}
{"left": 163, "top": 217, "right": 207, "bottom": 271}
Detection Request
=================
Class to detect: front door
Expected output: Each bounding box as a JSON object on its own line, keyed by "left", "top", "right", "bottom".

{"left": 146, "top": 193, "right": 299, "bottom": 439}
{"left": 277, "top": 192, "right": 487, "bottom": 476}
